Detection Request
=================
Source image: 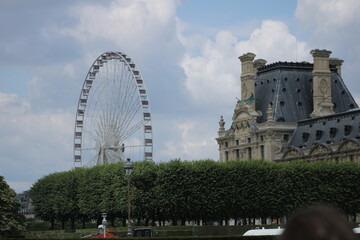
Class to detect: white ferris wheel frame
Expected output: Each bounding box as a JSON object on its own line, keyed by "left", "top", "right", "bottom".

{"left": 73, "top": 51, "right": 153, "bottom": 168}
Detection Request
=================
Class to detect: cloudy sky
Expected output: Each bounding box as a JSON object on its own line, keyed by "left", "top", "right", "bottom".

{"left": 1, "top": 0, "right": 360, "bottom": 192}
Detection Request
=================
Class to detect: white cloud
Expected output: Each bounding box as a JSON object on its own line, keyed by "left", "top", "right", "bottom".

{"left": 180, "top": 20, "right": 310, "bottom": 108}
{"left": 296, "top": 0, "right": 360, "bottom": 30}
{"left": 0, "top": 93, "right": 74, "bottom": 192}
{"left": 235, "top": 20, "right": 310, "bottom": 62}
{"left": 60, "top": 0, "right": 179, "bottom": 51}
{"left": 159, "top": 121, "right": 218, "bottom": 160}
{"left": 181, "top": 30, "right": 239, "bottom": 108}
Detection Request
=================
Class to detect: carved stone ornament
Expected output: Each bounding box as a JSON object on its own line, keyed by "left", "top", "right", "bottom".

{"left": 283, "top": 149, "right": 301, "bottom": 159}
{"left": 320, "top": 79, "right": 328, "bottom": 94}
{"left": 339, "top": 140, "right": 359, "bottom": 151}
{"left": 219, "top": 115, "right": 225, "bottom": 129}
{"left": 310, "top": 144, "right": 330, "bottom": 155}
{"left": 233, "top": 100, "right": 259, "bottom": 122}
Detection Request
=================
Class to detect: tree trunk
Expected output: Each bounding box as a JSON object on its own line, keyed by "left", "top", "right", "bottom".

{"left": 50, "top": 218, "right": 55, "bottom": 230}
{"left": 181, "top": 218, "right": 186, "bottom": 226}
{"left": 71, "top": 218, "right": 75, "bottom": 229}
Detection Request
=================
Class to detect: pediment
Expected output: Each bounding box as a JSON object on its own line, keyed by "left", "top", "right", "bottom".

{"left": 234, "top": 111, "right": 251, "bottom": 121}
{"left": 282, "top": 147, "right": 303, "bottom": 159}
{"left": 309, "top": 143, "right": 332, "bottom": 156}
{"left": 337, "top": 139, "right": 360, "bottom": 151}
{"left": 232, "top": 101, "right": 259, "bottom": 121}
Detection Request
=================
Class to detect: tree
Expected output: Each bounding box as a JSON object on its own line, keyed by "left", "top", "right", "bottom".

{"left": 0, "top": 176, "right": 23, "bottom": 235}
{"left": 30, "top": 173, "right": 58, "bottom": 229}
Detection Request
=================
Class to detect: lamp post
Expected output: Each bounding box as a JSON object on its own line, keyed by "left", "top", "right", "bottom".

{"left": 124, "top": 158, "right": 133, "bottom": 237}
{"left": 102, "top": 213, "right": 107, "bottom": 238}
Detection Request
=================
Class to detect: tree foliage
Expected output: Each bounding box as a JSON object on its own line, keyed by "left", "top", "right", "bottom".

{"left": 30, "top": 160, "right": 360, "bottom": 227}
{"left": 0, "top": 176, "right": 23, "bottom": 235}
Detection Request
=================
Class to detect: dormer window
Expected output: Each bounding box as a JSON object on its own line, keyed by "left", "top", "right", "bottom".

{"left": 330, "top": 127, "right": 337, "bottom": 138}
{"left": 316, "top": 130, "right": 323, "bottom": 140}
{"left": 302, "top": 132, "right": 310, "bottom": 142}
{"left": 283, "top": 134, "right": 289, "bottom": 141}
{"left": 344, "top": 125, "right": 352, "bottom": 136}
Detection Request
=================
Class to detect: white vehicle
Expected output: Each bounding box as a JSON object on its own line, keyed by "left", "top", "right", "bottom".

{"left": 243, "top": 227, "right": 284, "bottom": 236}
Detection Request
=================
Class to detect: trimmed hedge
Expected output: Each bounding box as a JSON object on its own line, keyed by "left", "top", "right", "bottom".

{"left": 31, "top": 160, "right": 360, "bottom": 228}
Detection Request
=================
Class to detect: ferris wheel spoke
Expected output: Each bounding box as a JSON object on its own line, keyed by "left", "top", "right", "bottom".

{"left": 120, "top": 103, "right": 142, "bottom": 136}
{"left": 124, "top": 145, "right": 145, "bottom": 148}
{"left": 106, "top": 150, "right": 122, "bottom": 163}
{"left": 80, "top": 147, "right": 97, "bottom": 151}
{"left": 121, "top": 119, "right": 146, "bottom": 142}
{"left": 83, "top": 154, "right": 98, "bottom": 167}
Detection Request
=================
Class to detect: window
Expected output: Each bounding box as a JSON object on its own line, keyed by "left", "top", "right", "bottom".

{"left": 335, "top": 157, "right": 340, "bottom": 164}
{"left": 248, "top": 147, "right": 252, "bottom": 160}
{"left": 316, "top": 130, "right": 323, "bottom": 140}
{"left": 260, "top": 135, "right": 264, "bottom": 141}
{"left": 247, "top": 138, "right": 251, "bottom": 144}
{"left": 225, "top": 151, "right": 229, "bottom": 161}
{"left": 260, "top": 145, "right": 265, "bottom": 159}
{"left": 344, "top": 125, "right": 352, "bottom": 136}
{"left": 236, "top": 140, "right": 239, "bottom": 145}
{"left": 236, "top": 149, "right": 240, "bottom": 160}
{"left": 225, "top": 142, "right": 228, "bottom": 147}
{"left": 349, "top": 155, "right": 354, "bottom": 162}
{"left": 330, "top": 128, "right": 337, "bottom": 138}
{"left": 283, "top": 134, "right": 289, "bottom": 141}
{"left": 302, "top": 132, "right": 310, "bottom": 142}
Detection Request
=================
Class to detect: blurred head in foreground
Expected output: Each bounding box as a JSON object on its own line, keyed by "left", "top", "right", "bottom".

{"left": 281, "top": 206, "right": 356, "bottom": 240}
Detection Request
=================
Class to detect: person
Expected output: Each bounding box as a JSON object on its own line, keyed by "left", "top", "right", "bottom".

{"left": 281, "top": 206, "right": 356, "bottom": 240}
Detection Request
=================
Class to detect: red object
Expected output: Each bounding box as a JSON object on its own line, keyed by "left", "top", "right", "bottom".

{"left": 83, "top": 229, "right": 120, "bottom": 238}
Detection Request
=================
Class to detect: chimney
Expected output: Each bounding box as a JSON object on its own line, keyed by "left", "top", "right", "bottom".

{"left": 254, "top": 59, "right": 267, "bottom": 75}
{"left": 310, "top": 49, "right": 334, "bottom": 118}
{"left": 329, "top": 58, "right": 344, "bottom": 76}
{"left": 239, "top": 53, "right": 256, "bottom": 103}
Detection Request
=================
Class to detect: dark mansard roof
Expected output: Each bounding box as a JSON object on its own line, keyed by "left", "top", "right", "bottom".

{"left": 286, "top": 109, "right": 360, "bottom": 149}
{"left": 254, "top": 62, "right": 358, "bottom": 123}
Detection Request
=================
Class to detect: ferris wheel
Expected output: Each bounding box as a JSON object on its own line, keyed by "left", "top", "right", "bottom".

{"left": 73, "top": 51, "right": 153, "bottom": 168}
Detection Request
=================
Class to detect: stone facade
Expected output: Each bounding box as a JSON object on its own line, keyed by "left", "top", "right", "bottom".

{"left": 217, "top": 49, "right": 359, "bottom": 163}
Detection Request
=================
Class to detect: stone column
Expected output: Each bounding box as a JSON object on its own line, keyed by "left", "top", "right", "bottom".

{"left": 329, "top": 58, "right": 344, "bottom": 76}
{"left": 310, "top": 49, "right": 334, "bottom": 118}
{"left": 239, "top": 53, "right": 256, "bottom": 103}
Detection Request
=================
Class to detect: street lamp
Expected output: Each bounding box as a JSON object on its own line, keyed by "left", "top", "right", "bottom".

{"left": 102, "top": 213, "right": 107, "bottom": 238}
{"left": 124, "top": 158, "right": 133, "bottom": 237}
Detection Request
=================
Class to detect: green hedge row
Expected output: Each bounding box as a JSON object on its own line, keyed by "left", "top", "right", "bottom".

{"left": 30, "top": 160, "right": 360, "bottom": 229}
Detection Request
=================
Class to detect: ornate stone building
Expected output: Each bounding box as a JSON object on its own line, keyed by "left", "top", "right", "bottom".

{"left": 216, "top": 49, "right": 360, "bottom": 162}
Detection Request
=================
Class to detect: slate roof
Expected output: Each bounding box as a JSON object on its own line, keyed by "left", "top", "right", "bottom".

{"left": 286, "top": 108, "right": 360, "bottom": 149}
{"left": 254, "top": 62, "right": 358, "bottom": 123}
